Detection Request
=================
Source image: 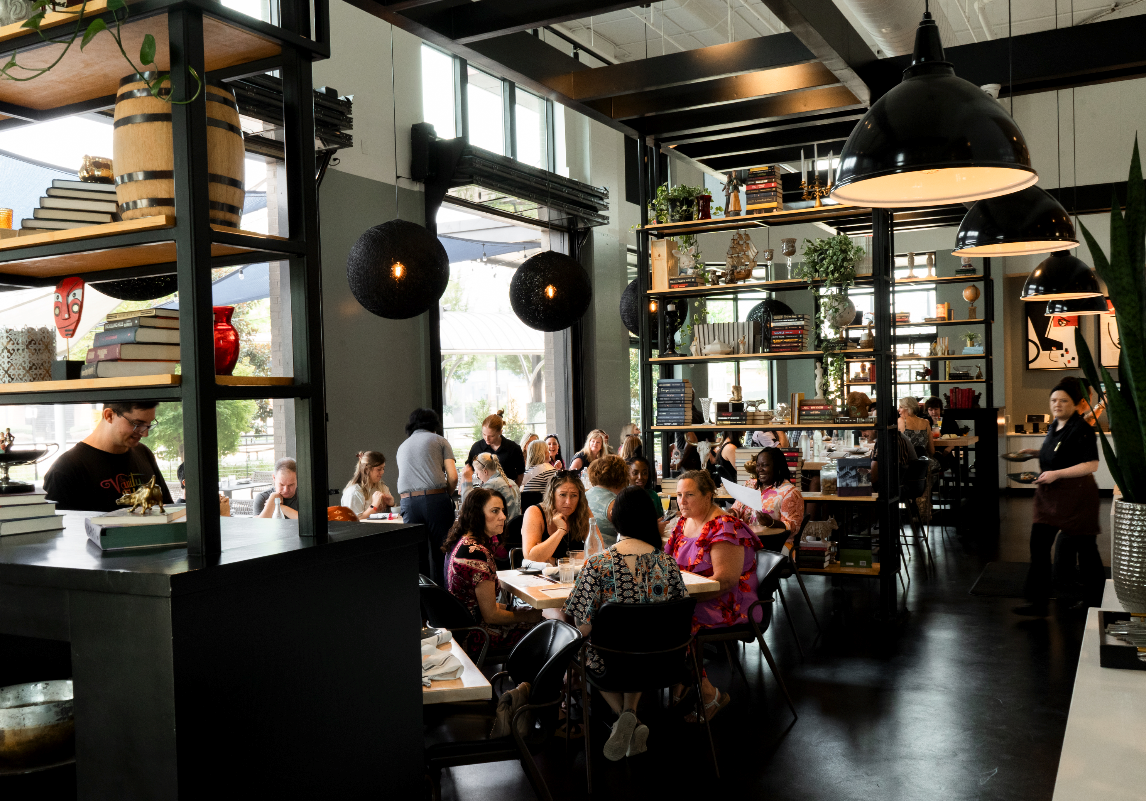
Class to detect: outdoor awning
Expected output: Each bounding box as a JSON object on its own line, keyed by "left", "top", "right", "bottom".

{"left": 440, "top": 311, "right": 543, "bottom": 355}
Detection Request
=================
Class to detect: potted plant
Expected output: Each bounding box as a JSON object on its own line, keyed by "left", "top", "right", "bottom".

{"left": 1076, "top": 138, "right": 1146, "bottom": 611}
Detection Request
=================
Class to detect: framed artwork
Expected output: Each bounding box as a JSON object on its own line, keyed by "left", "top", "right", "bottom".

{"left": 1100, "top": 305, "right": 1121, "bottom": 368}
{"left": 1026, "top": 303, "right": 1079, "bottom": 370}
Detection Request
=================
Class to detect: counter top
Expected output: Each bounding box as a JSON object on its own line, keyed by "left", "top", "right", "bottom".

{"left": 0, "top": 512, "right": 421, "bottom": 598}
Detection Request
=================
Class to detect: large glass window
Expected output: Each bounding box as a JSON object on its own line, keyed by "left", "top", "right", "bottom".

{"left": 515, "top": 89, "right": 547, "bottom": 169}
{"left": 421, "top": 44, "right": 456, "bottom": 139}
{"left": 467, "top": 67, "right": 505, "bottom": 156}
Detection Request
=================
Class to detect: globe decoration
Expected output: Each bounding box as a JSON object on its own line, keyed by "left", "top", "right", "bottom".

{"left": 346, "top": 219, "right": 450, "bottom": 319}
{"left": 92, "top": 274, "right": 179, "bottom": 301}
{"left": 747, "top": 298, "right": 794, "bottom": 325}
{"left": 510, "top": 250, "right": 592, "bottom": 332}
{"left": 831, "top": 296, "right": 857, "bottom": 329}
{"left": 620, "top": 279, "right": 685, "bottom": 337}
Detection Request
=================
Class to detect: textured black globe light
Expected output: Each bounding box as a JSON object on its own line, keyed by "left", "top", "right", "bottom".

{"left": 1044, "top": 295, "right": 1109, "bottom": 316}
{"left": 831, "top": 11, "right": 1036, "bottom": 207}
{"left": 747, "top": 298, "right": 795, "bottom": 325}
{"left": 346, "top": 219, "right": 449, "bottom": 319}
{"left": 954, "top": 186, "right": 1078, "bottom": 257}
{"left": 620, "top": 279, "right": 684, "bottom": 337}
{"left": 92, "top": 274, "right": 180, "bottom": 301}
{"left": 510, "top": 250, "right": 592, "bottom": 332}
{"left": 1021, "top": 251, "right": 1102, "bottom": 301}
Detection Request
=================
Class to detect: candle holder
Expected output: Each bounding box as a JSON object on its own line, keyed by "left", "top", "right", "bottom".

{"left": 801, "top": 176, "right": 830, "bottom": 207}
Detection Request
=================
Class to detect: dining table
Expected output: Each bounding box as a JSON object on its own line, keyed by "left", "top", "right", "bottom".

{"left": 496, "top": 568, "right": 720, "bottom": 610}
{"left": 422, "top": 638, "right": 491, "bottom": 705}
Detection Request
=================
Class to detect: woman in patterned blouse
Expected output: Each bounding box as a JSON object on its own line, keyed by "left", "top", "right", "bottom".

{"left": 730, "top": 447, "right": 804, "bottom": 552}
{"left": 666, "top": 470, "right": 763, "bottom": 722}
{"left": 444, "top": 488, "right": 542, "bottom": 658}
{"left": 564, "top": 486, "right": 688, "bottom": 761}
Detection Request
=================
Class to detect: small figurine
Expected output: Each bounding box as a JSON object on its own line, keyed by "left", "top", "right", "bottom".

{"left": 859, "top": 320, "right": 874, "bottom": 350}
{"left": 690, "top": 337, "right": 702, "bottom": 357}
{"left": 975, "top": 364, "right": 984, "bottom": 380}
{"left": 730, "top": 385, "right": 743, "bottom": 402}
{"left": 703, "top": 341, "right": 733, "bottom": 355}
{"left": 775, "top": 402, "right": 790, "bottom": 423}
{"left": 673, "top": 243, "right": 697, "bottom": 273}
{"left": 0, "top": 428, "right": 13, "bottom": 453}
{"left": 815, "top": 362, "right": 825, "bottom": 396}
{"left": 116, "top": 476, "right": 166, "bottom": 515}
{"left": 722, "top": 171, "right": 743, "bottom": 217}
{"left": 53, "top": 276, "right": 85, "bottom": 359}
{"left": 79, "top": 155, "right": 114, "bottom": 184}
{"left": 737, "top": 335, "right": 747, "bottom": 354}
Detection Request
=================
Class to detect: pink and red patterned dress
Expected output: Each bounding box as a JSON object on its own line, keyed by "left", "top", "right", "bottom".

{"left": 665, "top": 514, "right": 762, "bottom": 633}
{"left": 730, "top": 480, "right": 805, "bottom": 546}
{"left": 446, "top": 535, "right": 533, "bottom": 658}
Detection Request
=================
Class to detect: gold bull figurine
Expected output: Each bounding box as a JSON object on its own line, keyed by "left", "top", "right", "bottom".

{"left": 116, "top": 476, "right": 165, "bottom": 515}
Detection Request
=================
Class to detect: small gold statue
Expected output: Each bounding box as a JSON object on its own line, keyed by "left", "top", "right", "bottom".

{"left": 79, "top": 155, "right": 114, "bottom": 184}
{"left": 730, "top": 385, "right": 742, "bottom": 402}
{"left": 116, "top": 476, "right": 166, "bottom": 515}
{"left": 0, "top": 428, "right": 13, "bottom": 453}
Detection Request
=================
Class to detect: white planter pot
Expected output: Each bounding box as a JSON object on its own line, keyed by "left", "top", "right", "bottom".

{"left": 1113, "top": 498, "right": 1146, "bottom": 612}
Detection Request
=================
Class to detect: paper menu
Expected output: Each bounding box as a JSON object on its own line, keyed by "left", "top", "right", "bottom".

{"left": 721, "top": 477, "right": 763, "bottom": 512}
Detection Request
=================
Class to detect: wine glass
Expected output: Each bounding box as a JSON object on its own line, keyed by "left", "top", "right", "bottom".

{"left": 780, "top": 238, "right": 797, "bottom": 280}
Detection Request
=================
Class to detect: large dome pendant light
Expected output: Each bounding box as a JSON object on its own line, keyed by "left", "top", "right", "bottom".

{"left": 510, "top": 250, "right": 592, "bottom": 332}
{"left": 830, "top": 9, "right": 1037, "bottom": 207}
{"left": 346, "top": 219, "right": 450, "bottom": 319}
{"left": 953, "top": 186, "right": 1079, "bottom": 256}
{"left": 1045, "top": 295, "right": 1110, "bottom": 316}
{"left": 1020, "top": 251, "right": 1102, "bottom": 302}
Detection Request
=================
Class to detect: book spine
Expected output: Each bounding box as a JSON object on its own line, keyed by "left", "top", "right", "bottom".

{"left": 93, "top": 328, "right": 143, "bottom": 346}
{"left": 87, "top": 344, "right": 122, "bottom": 363}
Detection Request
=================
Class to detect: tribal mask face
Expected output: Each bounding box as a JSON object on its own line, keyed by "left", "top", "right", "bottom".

{"left": 53, "top": 276, "right": 85, "bottom": 338}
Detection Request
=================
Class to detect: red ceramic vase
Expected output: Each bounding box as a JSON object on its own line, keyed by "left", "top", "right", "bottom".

{"left": 697, "top": 194, "right": 712, "bottom": 220}
{"left": 213, "top": 306, "right": 240, "bottom": 375}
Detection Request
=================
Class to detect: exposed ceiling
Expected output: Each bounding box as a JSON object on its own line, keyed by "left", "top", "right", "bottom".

{"left": 348, "top": 0, "right": 1146, "bottom": 181}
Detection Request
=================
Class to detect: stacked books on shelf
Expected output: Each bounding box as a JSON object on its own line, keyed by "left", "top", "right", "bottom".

{"left": 715, "top": 401, "right": 747, "bottom": 425}
{"left": 21, "top": 179, "right": 118, "bottom": 232}
{"left": 0, "top": 490, "right": 63, "bottom": 536}
{"left": 894, "top": 311, "right": 911, "bottom": 324}
{"left": 948, "top": 387, "right": 977, "bottom": 408}
{"left": 796, "top": 397, "right": 835, "bottom": 424}
{"left": 656, "top": 378, "right": 693, "bottom": 426}
{"left": 782, "top": 449, "right": 802, "bottom": 485}
{"left": 86, "top": 505, "right": 188, "bottom": 551}
{"left": 768, "top": 314, "right": 810, "bottom": 352}
{"left": 745, "top": 165, "right": 781, "bottom": 213}
{"left": 797, "top": 535, "right": 833, "bottom": 569}
{"left": 83, "top": 309, "right": 181, "bottom": 378}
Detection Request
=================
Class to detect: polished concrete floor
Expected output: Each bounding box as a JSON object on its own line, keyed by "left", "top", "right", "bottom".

{"left": 437, "top": 494, "right": 1105, "bottom": 801}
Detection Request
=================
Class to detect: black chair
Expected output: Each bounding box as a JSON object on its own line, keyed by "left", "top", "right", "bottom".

{"left": 578, "top": 598, "right": 716, "bottom": 791}
{"left": 693, "top": 549, "right": 798, "bottom": 719}
{"left": 424, "top": 620, "right": 583, "bottom": 801}
{"left": 500, "top": 514, "right": 525, "bottom": 570}
{"left": 419, "top": 580, "right": 511, "bottom": 669}
{"left": 900, "top": 456, "right": 933, "bottom": 564}
{"left": 521, "top": 491, "right": 543, "bottom": 513}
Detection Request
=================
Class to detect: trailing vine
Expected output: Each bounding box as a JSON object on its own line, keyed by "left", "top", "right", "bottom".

{"left": 1, "top": 0, "right": 202, "bottom": 103}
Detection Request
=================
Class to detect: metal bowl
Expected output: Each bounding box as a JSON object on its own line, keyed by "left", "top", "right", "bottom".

{"left": 0, "top": 679, "right": 74, "bottom": 768}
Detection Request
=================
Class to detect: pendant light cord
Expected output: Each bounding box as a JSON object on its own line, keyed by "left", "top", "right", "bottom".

{"left": 391, "top": 24, "right": 400, "bottom": 220}
{"left": 1007, "top": 0, "right": 1013, "bottom": 116}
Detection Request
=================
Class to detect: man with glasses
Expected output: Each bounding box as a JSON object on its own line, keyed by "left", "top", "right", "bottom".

{"left": 44, "top": 401, "right": 173, "bottom": 512}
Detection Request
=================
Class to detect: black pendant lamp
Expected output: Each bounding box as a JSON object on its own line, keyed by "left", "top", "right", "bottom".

{"left": 346, "top": 219, "right": 449, "bottom": 320}
{"left": 510, "top": 250, "right": 592, "bottom": 332}
{"left": 620, "top": 279, "right": 683, "bottom": 337}
{"left": 1045, "top": 295, "right": 1109, "bottom": 316}
{"left": 831, "top": 11, "right": 1036, "bottom": 207}
{"left": 954, "top": 186, "right": 1079, "bottom": 257}
{"left": 92, "top": 274, "right": 180, "bottom": 301}
{"left": 1021, "top": 251, "right": 1102, "bottom": 301}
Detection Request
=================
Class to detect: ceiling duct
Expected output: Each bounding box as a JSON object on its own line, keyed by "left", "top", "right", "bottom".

{"left": 841, "top": 0, "right": 957, "bottom": 56}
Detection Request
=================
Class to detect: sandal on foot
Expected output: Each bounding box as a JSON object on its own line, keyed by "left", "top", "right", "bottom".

{"left": 670, "top": 687, "right": 693, "bottom": 708}
{"left": 627, "top": 721, "right": 649, "bottom": 757}
{"left": 604, "top": 711, "right": 638, "bottom": 762}
{"left": 685, "top": 689, "right": 730, "bottom": 724}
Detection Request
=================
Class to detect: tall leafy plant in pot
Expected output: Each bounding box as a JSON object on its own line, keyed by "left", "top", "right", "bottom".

{"left": 1075, "top": 138, "right": 1146, "bottom": 610}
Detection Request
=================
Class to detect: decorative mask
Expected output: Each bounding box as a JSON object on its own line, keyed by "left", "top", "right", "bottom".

{"left": 53, "top": 276, "right": 85, "bottom": 338}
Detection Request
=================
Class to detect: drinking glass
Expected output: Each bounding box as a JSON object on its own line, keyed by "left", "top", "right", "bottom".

{"left": 568, "top": 549, "right": 586, "bottom": 567}
{"left": 558, "top": 558, "right": 575, "bottom": 585}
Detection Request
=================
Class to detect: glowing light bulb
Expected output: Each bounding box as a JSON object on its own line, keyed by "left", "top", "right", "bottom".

{"left": 649, "top": 301, "right": 658, "bottom": 313}
{"left": 391, "top": 261, "right": 405, "bottom": 280}
{"left": 545, "top": 284, "right": 556, "bottom": 299}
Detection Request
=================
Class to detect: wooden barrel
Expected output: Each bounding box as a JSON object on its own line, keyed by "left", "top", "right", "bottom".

{"left": 113, "top": 73, "right": 245, "bottom": 227}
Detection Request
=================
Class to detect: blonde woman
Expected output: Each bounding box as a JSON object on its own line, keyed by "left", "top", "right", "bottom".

{"left": 897, "top": 396, "right": 934, "bottom": 457}
{"left": 522, "top": 439, "right": 556, "bottom": 493}
{"left": 520, "top": 431, "right": 539, "bottom": 452}
{"left": 474, "top": 452, "right": 522, "bottom": 520}
{"left": 341, "top": 450, "right": 394, "bottom": 520}
{"left": 569, "top": 429, "right": 607, "bottom": 472}
{"left": 522, "top": 471, "right": 591, "bottom": 564}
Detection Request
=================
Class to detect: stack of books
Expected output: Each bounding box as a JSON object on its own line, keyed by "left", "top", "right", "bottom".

{"left": 86, "top": 505, "right": 188, "bottom": 551}
{"left": 768, "top": 314, "right": 810, "bottom": 352}
{"left": 0, "top": 490, "right": 63, "bottom": 536}
{"left": 797, "top": 398, "right": 835, "bottom": 424}
{"left": 656, "top": 378, "right": 694, "bottom": 426}
{"left": 838, "top": 533, "right": 874, "bottom": 568}
{"left": 21, "top": 179, "right": 118, "bottom": 232}
{"left": 744, "top": 166, "right": 781, "bottom": 213}
{"left": 82, "top": 308, "right": 181, "bottom": 378}
{"left": 797, "top": 536, "right": 833, "bottom": 569}
{"left": 894, "top": 311, "right": 911, "bottom": 324}
{"left": 948, "top": 387, "right": 977, "bottom": 408}
{"left": 782, "top": 449, "right": 802, "bottom": 485}
{"left": 956, "top": 259, "right": 977, "bottom": 276}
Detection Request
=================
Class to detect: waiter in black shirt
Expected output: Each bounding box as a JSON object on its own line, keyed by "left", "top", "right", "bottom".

{"left": 1014, "top": 377, "right": 1101, "bottom": 616}
{"left": 44, "top": 401, "right": 173, "bottom": 512}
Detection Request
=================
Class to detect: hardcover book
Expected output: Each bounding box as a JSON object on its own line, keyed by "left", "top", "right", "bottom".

{"left": 86, "top": 343, "right": 181, "bottom": 363}
{"left": 80, "top": 360, "right": 180, "bottom": 378}
{"left": 93, "top": 327, "right": 180, "bottom": 346}
{"left": 104, "top": 316, "right": 180, "bottom": 330}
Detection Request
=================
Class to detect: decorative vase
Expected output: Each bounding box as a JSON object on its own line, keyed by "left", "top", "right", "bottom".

{"left": 832, "top": 297, "right": 857, "bottom": 329}
{"left": 1113, "top": 499, "right": 1146, "bottom": 612}
{"left": 212, "top": 306, "right": 240, "bottom": 375}
{"left": 696, "top": 194, "right": 712, "bottom": 220}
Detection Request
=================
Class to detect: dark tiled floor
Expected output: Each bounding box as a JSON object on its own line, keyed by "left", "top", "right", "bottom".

{"left": 437, "top": 495, "right": 1100, "bottom": 801}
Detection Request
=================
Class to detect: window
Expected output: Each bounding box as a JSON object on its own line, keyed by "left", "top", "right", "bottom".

{"left": 467, "top": 67, "right": 505, "bottom": 156}
{"left": 421, "top": 45, "right": 456, "bottom": 139}
{"left": 515, "top": 89, "right": 547, "bottom": 169}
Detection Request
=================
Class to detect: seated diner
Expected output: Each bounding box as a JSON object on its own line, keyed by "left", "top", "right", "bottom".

{"left": 522, "top": 470, "right": 591, "bottom": 564}
{"left": 341, "top": 450, "right": 395, "bottom": 520}
{"left": 585, "top": 454, "right": 629, "bottom": 548}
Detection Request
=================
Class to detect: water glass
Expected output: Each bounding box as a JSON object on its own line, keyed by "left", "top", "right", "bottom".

{"left": 568, "top": 549, "right": 586, "bottom": 567}
{"left": 558, "top": 558, "right": 575, "bottom": 585}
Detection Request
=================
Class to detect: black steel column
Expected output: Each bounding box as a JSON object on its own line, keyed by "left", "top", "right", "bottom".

{"left": 871, "top": 208, "right": 898, "bottom": 620}
{"left": 636, "top": 137, "right": 654, "bottom": 464}
{"left": 170, "top": 8, "right": 220, "bottom": 557}
{"left": 570, "top": 223, "right": 589, "bottom": 448}
{"left": 983, "top": 257, "right": 994, "bottom": 410}
{"left": 282, "top": 41, "right": 329, "bottom": 543}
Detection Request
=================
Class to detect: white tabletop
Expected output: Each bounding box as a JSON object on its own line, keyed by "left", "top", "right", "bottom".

{"left": 1053, "top": 580, "right": 1146, "bottom": 801}
{"left": 497, "top": 568, "right": 720, "bottom": 610}
{"left": 421, "top": 638, "right": 491, "bottom": 705}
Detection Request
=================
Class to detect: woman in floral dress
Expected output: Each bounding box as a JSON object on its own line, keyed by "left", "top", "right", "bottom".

{"left": 730, "top": 447, "right": 804, "bottom": 552}
{"left": 445, "top": 488, "right": 542, "bottom": 658}
{"left": 666, "top": 470, "right": 763, "bottom": 721}
{"left": 565, "top": 487, "right": 688, "bottom": 761}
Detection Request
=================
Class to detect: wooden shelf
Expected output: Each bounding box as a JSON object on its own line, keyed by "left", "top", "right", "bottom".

{"left": 846, "top": 354, "right": 989, "bottom": 362}
{"left": 892, "top": 379, "right": 986, "bottom": 385}
{"left": 0, "top": 374, "right": 295, "bottom": 394}
{"left": 640, "top": 203, "right": 873, "bottom": 237}
{"left": 651, "top": 422, "right": 874, "bottom": 431}
{"left": 844, "top": 318, "right": 988, "bottom": 329}
{"left": 0, "top": 218, "right": 290, "bottom": 278}
{"left": 893, "top": 274, "right": 987, "bottom": 286}
{"left": 648, "top": 275, "right": 873, "bottom": 298}
{"left": 650, "top": 350, "right": 821, "bottom": 364}
{"left": 0, "top": 1, "right": 280, "bottom": 112}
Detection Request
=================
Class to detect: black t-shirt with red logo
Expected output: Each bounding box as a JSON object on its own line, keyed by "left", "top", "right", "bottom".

{"left": 44, "top": 441, "right": 173, "bottom": 512}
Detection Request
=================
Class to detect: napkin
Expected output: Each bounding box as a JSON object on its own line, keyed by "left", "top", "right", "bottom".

{"left": 422, "top": 647, "right": 465, "bottom": 682}
{"left": 420, "top": 628, "right": 453, "bottom": 648}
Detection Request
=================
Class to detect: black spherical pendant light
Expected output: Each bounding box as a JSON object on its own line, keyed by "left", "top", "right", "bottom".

{"left": 346, "top": 219, "right": 449, "bottom": 319}
{"left": 747, "top": 298, "right": 794, "bottom": 324}
{"left": 92, "top": 274, "right": 179, "bottom": 301}
{"left": 831, "top": 11, "right": 1036, "bottom": 208}
{"left": 953, "top": 186, "right": 1078, "bottom": 257}
{"left": 1045, "top": 295, "right": 1109, "bottom": 316}
{"left": 510, "top": 250, "right": 592, "bottom": 332}
{"left": 620, "top": 279, "right": 684, "bottom": 337}
{"left": 1021, "top": 251, "right": 1102, "bottom": 301}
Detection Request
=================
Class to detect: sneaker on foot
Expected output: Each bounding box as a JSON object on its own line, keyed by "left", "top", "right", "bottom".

{"left": 627, "top": 722, "right": 649, "bottom": 757}
{"left": 604, "top": 711, "right": 637, "bottom": 762}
